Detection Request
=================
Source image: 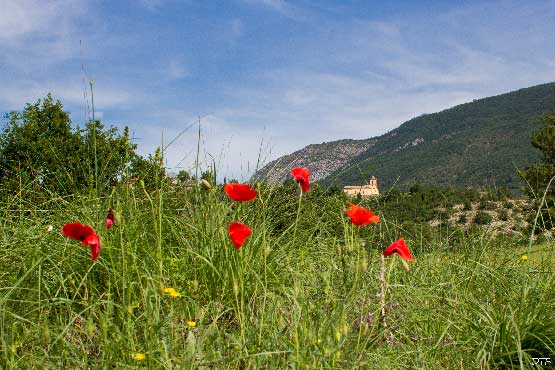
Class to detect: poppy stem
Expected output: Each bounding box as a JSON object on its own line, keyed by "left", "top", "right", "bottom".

{"left": 379, "top": 253, "right": 387, "bottom": 330}
{"left": 292, "top": 184, "right": 303, "bottom": 243}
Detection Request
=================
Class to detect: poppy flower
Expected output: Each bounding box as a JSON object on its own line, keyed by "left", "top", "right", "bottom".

{"left": 106, "top": 208, "right": 115, "bottom": 229}
{"left": 383, "top": 238, "right": 414, "bottom": 261}
{"left": 224, "top": 183, "right": 257, "bottom": 202}
{"left": 344, "top": 203, "right": 380, "bottom": 226}
{"left": 228, "top": 222, "right": 252, "bottom": 250}
{"left": 291, "top": 167, "right": 310, "bottom": 192}
{"left": 62, "top": 222, "right": 101, "bottom": 262}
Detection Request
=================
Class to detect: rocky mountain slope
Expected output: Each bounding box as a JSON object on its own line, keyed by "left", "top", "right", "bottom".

{"left": 254, "top": 139, "right": 375, "bottom": 184}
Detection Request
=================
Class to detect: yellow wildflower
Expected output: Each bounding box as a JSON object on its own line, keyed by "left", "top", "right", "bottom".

{"left": 521, "top": 255, "right": 528, "bottom": 261}
{"left": 133, "top": 353, "right": 146, "bottom": 361}
{"left": 163, "top": 287, "right": 182, "bottom": 297}
{"left": 187, "top": 321, "right": 197, "bottom": 328}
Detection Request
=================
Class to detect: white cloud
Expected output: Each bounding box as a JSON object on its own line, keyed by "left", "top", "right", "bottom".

{"left": 0, "top": 0, "right": 87, "bottom": 41}
{"left": 242, "top": 0, "right": 308, "bottom": 20}
{"left": 167, "top": 59, "right": 189, "bottom": 80}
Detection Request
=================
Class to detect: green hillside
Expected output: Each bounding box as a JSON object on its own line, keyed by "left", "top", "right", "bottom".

{"left": 320, "top": 82, "right": 555, "bottom": 192}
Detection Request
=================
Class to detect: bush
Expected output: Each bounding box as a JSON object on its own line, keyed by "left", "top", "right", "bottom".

{"left": 474, "top": 211, "right": 493, "bottom": 225}
{"left": 479, "top": 200, "right": 496, "bottom": 210}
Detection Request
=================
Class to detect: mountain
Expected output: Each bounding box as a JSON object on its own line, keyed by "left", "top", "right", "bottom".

{"left": 254, "top": 82, "right": 555, "bottom": 192}
{"left": 254, "top": 139, "right": 374, "bottom": 184}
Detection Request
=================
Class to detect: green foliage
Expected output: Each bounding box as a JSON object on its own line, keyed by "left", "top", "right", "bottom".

{"left": 473, "top": 211, "right": 493, "bottom": 225}
{"left": 177, "top": 170, "right": 190, "bottom": 183}
{"left": 522, "top": 114, "right": 555, "bottom": 230}
{"left": 130, "top": 147, "right": 166, "bottom": 190}
{"left": 530, "top": 115, "right": 555, "bottom": 164}
{"left": 0, "top": 181, "right": 552, "bottom": 369}
{"left": 0, "top": 94, "right": 164, "bottom": 197}
{"left": 499, "top": 209, "right": 509, "bottom": 221}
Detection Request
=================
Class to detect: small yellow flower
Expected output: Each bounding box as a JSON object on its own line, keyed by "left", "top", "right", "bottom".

{"left": 163, "top": 287, "right": 182, "bottom": 297}
{"left": 521, "top": 255, "right": 528, "bottom": 261}
{"left": 187, "top": 321, "right": 196, "bottom": 328}
{"left": 133, "top": 353, "right": 146, "bottom": 361}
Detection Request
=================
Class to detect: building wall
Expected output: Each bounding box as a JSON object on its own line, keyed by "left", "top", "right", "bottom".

{"left": 343, "top": 185, "right": 379, "bottom": 197}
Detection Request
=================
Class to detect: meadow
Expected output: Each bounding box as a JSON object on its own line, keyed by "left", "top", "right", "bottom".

{"left": 1, "top": 176, "right": 554, "bottom": 369}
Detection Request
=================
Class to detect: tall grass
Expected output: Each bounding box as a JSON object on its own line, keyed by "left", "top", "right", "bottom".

{"left": 0, "top": 180, "right": 554, "bottom": 368}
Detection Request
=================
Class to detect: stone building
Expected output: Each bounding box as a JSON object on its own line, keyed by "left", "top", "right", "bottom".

{"left": 343, "top": 176, "right": 380, "bottom": 197}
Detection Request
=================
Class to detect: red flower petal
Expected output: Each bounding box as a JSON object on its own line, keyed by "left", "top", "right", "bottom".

{"left": 228, "top": 222, "right": 252, "bottom": 250}
{"left": 106, "top": 208, "right": 114, "bottom": 229}
{"left": 344, "top": 203, "right": 380, "bottom": 226}
{"left": 224, "top": 183, "right": 258, "bottom": 202}
{"left": 62, "top": 222, "right": 96, "bottom": 242}
{"left": 291, "top": 167, "right": 310, "bottom": 192}
{"left": 83, "top": 233, "right": 101, "bottom": 262}
{"left": 62, "top": 222, "right": 101, "bottom": 262}
{"left": 383, "top": 238, "right": 414, "bottom": 261}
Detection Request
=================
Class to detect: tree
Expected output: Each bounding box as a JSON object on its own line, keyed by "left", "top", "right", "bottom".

{"left": 0, "top": 95, "right": 84, "bottom": 194}
{"left": 176, "top": 170, "right": 190, "bottom": 184}
{"left": 521, "top": 115, "right": 555, "bottom": 230}
{"left": 0, "top": 94, "right": 160, "bottom": 196}
{"left": 130, "top": 147, "right": 166, "bottom": 190}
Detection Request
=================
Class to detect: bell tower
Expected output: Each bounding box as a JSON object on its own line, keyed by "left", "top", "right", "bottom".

{"left": 370, "top": 176, "right": 378, "bottom": 190}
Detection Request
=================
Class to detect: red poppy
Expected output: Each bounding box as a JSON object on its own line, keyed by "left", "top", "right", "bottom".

{"left": 228, "top": 222, "right": 252, "bottom": 250}
{"left": 62, "top": 222, "right": 101, "bottom": 262}
{"left": 224, "top": 183, "right": 257, "bottom": 202}
{"left": 383, "top": 238, "right": 414, "bottom": 261}
{"left": 344, "top": 203, "right": 380, "bottom": 226}
{"left": 106, "top": 208, "right": 114, "bottom": 229}
{"left": 291, "top": 167, "right": 310, "bottom": 192}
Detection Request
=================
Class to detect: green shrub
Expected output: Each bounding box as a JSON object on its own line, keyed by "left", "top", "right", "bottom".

{"left": 474, "top": 211, "right": 493, "bottom": 225}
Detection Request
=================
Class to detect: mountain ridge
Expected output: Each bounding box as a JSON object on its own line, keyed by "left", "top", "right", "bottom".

{"left": 254, "top": 82, "right": 555, "bottom": 192}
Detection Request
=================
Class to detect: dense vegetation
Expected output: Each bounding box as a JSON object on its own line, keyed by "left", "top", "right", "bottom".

{"left": 2, "top": 179, "right": 554, "bottom": 368}
{"left": 1, "top": 94, "right": 555, "bottom": 368}
{"left": 0, "top": 94, "right": 165, "bottom": 198}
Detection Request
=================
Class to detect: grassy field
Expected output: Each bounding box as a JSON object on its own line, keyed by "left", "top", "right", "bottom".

{"left": 1, "top": 182, "right": 554, "bottom": 369}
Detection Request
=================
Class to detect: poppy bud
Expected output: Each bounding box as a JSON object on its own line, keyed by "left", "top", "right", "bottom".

{"left": 201, "top": 179, "right": 212, "bottom": 190}
{"left": 42, "top": 321, "right": 50, "bottom": 343}
{"left": 232, "top": 279, "right": 239, "bottom": 296}
{"left": 86, "top": 317, "right": 96, "bottom": 339}
{"left": 335, "top": 329, "right": 341, "bottom": 342}
{"left": 342, "top": 322, "right": 349, "bottom": 336}
{"left": 401, "top": 259, "right": 410, "bottom": 271}
{"left": 191, "top": 280, "right": 199, "bottom": 292}
{"left": 361, "top": 321, "right": 369, "bottom": 335}
{"left": 361, "top": 256, "right": 368, "bottom": 272}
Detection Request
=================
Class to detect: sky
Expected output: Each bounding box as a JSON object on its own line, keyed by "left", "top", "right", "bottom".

{"left": 1, "top": 0, "right": 554, "bottom": 181}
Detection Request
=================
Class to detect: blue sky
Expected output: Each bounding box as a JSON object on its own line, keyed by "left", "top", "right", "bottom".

{"left": 1, "top": 0, "right": 554, "bottom": 180}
